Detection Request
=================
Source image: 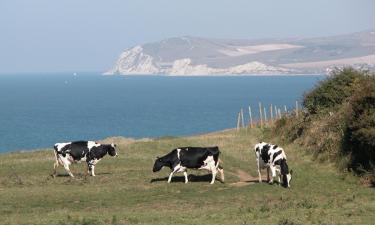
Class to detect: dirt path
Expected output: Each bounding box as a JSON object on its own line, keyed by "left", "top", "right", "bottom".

{"left": 228, "top": 169, "right": 258, "bottom": 187}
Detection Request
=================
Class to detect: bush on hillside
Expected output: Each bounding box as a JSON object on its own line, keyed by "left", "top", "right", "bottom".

{"left": 345, "top": 75, "right": 375, "bottom": 172}
{"left": 273, "top": 68, "right": 375, "bottom": 177}
{"left": 303, "top": 68, "right": 363, "bottom": 114}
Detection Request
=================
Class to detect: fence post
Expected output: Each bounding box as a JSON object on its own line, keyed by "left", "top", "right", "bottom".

{"left": 274, "top": 105, "right": 278, "bottom": 118}
{"left": 270, "top": 104, "right": 273, "bottom": 124}
{"left": 241, "top": 108, "right": 245, "bottom": 128}
{"left": 237, "top": 112, "right": 240, "bottom": 130}
{"left": 259, "top": 102, "right": 263, "bottom": 128}
{"left": 263, "top": 107, "right": 267, "bottom": 126}
{"left": 248, "top": 106, "right": 253, "bottom": 128}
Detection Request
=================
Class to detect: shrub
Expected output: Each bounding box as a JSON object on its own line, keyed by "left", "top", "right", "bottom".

{"left": 303, "top": 67, "right": 363, "bottom": 114}
{"left": 273, "top": 68, "right": 375, "bottom": 174}
{"left": 346, "top": 75, "right": 375, "bottom": 171}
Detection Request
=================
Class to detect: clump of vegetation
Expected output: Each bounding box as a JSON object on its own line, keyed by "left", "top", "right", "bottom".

{"left": 273, "top": 68, "right": 375, "bottom": 182}
{"left": 345, "top": 75, "right": 375, "bottom": 171}
{"left": 303, "top": 68, "right": 363, "bottom": 114}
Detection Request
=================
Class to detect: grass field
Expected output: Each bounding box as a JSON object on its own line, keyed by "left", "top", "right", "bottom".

{"left": 0, "top": 129, "right": 374, "bottom": 225}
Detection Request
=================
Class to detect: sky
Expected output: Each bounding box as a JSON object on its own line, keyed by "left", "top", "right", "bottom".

{"left": 1, "top": 0, "right": 375, "bottom": 74}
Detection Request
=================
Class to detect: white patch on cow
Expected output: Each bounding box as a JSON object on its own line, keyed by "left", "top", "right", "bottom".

{"left": 80, "top": 156, "right": 87, "bottom": 162}
{"left": 177, "top": 148, "right": 181, "bottom": 160}
{"left": 87, "top": 141, "right": 100, "bottom": 151}
{"left": 198, "top": 156, "right": 218, "bottom": 184}
{"left": 89, "top": 159, "right": 101, "bottom": 166}
{"left": 199, "top": 156, "right": 215, "bottom": 171}
{"left": 55, "top": 142, "right": 71, "bottom": 152}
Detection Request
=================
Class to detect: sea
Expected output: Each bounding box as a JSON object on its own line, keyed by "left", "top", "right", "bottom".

{"left": 0, "top": 73, "right": 323, "bottom": 153}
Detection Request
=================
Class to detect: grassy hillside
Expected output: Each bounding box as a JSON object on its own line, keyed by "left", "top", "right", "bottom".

{"left": 1, "top": 128, "right": 374, "bottom": 225}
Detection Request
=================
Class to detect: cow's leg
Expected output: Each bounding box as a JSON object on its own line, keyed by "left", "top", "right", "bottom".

{"left": 52, "top": 151, "right": 63, "bottom": 177}
{"left": 91, "top": 166, "right": 96, "bottom": 176}
{"left": 63, "top": 164, "right": 74, "bottom": 178}
{"left": 269, "top": 166, "right": 276, "bottom": 184}
{"left": 210, "top": 167, "right": 217, "bottom": 184}
{"left": 183, "top": 171, "right": 188, "bottom": 183}
{"left": 276, "top": 168, "right": 281, "bottom": 185}
{"left": 53, "top": 161, "right": 59, "bottom": 177}
{"left": 267, "top": 167, "right": 270, "bottom": 182}
{"left": 167, "top": 171, "right": 175, "bottom": 183}
{"left": 218, "top": 167, "right": 225, "bottom": 182}
{"left": 257, "top": 161, "right": 262, "bottom": 183}
{"left": 215, "top": 160, "right": 225, "bottom": 183}
{"left": 53, "top": 157, "right": 60, "bottom": 177}
{"left": 209, "top": 161, "right": 218, "bottom": 184}
{"left": 86, "top": 164, "right": 90, "bottom": 176}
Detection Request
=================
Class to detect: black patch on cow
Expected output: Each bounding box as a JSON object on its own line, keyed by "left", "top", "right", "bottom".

{"left": 179, "top": 147, "right": 220, "bottom": 169}
{"left": 255, "top": 147, "right": 260, "bottom": 152}
{"left": 272, "top": 145, "right": 278, "bottom": 149}
{"left": 271, "top": 150, "right": 283, "bottom": 163}
{"left": 280, "top": 159, "right": 290, "bottom": 187}
{"left": 260, "top": 144, "right": 271, "bottom": 163}
{"left": 153, "top": 146, "right": 220, "bottom": 172}
{"left": 280, "top": 158, "right": 289, "bottom": 175}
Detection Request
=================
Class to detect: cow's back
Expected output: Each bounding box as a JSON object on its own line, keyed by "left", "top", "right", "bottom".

{"left": 179, "top": 147, "right": 219, "bottom": 168}
{"left": 65, "top": 141, "right": 89, "bottom": 160}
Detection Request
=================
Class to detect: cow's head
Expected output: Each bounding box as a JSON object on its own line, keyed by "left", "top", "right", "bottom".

{"left": 282, "top": 169, "right": 293, "bottom": 188}
{"left": 280, "top": 159, "right": 293, "bottom": 188}
{"left": 108, "top": 143, "right": 118, "bottom": 157}
{"left": 153, "top": 156, "right": 166, "bottom": 172}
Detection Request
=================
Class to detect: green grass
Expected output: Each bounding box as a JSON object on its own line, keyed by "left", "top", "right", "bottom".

{"left": 0, "top": 129, "right": 374, "bottom": 225}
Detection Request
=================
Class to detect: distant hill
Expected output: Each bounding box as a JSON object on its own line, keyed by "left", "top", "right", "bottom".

{"left": 105, "top": 29, "right": 375, "bottom": 75}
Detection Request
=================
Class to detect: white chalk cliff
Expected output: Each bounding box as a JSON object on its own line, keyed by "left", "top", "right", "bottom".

{"left": 105, "top": 30, "right": 375, "bottom": 75}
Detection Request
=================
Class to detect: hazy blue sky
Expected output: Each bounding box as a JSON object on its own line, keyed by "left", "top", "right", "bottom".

{"left": 1, "top": 0, "right": 374, "bottom": 73}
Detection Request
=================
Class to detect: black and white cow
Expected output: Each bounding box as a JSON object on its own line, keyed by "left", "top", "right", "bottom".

{"left": 254, "top": 142, "right": 293, "bottom": 188}
{"left": 53, "top": 141, "right": 118, "bottom": 177}
{"left": 153, "top": 147, "right": 224, "bottom": 184}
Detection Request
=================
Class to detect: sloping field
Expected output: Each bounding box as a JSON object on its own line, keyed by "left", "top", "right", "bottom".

{"left": 0, "top": 129, "right": 374, "bottom": 225}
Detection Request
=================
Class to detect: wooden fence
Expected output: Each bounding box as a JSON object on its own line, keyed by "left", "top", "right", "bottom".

{"left": 236, "top": 101, "right": 300, "bottom": 130}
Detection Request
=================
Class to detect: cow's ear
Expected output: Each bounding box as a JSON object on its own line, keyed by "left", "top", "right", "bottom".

{"left": 156, "top": 156, "right": 160, "bottom": 159}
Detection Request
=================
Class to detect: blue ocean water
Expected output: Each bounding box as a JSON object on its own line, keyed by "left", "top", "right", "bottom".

{"left": 0, "top": 74, "right": 322, "bottom": 152}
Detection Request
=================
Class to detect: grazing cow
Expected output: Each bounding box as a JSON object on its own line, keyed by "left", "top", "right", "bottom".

{"left": 254, "top": 142, "right": 293, "bottom": 187}
{"left": 153, "top": 146, "right": 224, "bottom": 184}
{"left": 53, "top": 141, "right": 118, "bottom": 177}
